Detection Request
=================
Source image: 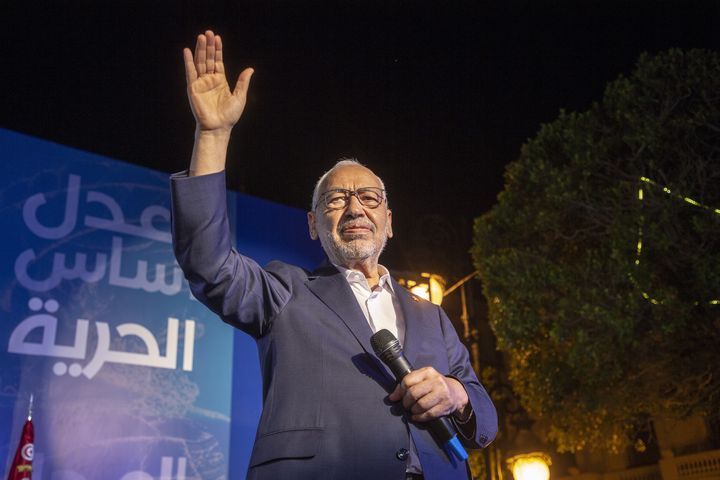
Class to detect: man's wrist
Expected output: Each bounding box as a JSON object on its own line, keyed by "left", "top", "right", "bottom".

{"left": 195, "top": 126, "right": 233, "bottom": 139}
{"left": 445, "top": 376, "right": 471, "bottom": 420}
{"left": 453, "top": 401, "right": 473, "bottom": 422}
{"left": 189, "top": 128, "right": 232, "bottom": 176}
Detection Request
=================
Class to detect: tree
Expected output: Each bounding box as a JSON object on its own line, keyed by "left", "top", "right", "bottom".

{"left": 471, "top": 49, "right": 720, "bottom": 454}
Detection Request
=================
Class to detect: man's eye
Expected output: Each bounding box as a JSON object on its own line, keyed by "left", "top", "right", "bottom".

{"left": 359, "top": 192, "right": 380, "bottom": 204}
{"left": 326, "top": 194, "right": 346, "bottom": 205}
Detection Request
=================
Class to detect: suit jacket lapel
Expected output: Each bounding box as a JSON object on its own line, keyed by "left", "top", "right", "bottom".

{"left": 392, "top": 278, "right": 434, "bottom": 369}
{"left": 306, "top": 263, "right": 377, "bottom": 358}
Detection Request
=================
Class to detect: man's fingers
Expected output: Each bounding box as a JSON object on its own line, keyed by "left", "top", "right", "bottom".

{"left": 393, "top": 367, "right": 460, "bottom": 422}
{"left": 205, "top": 30, "right": 216, "bottom": 73}
{"left": 388, "top": 383, "right": 403, "bottom": 402}
{"left": 402, "top": 382, "right": 432, "bottom": 410}
{"left": 183, "top": 48, "right": 198, "bottom": 84}
{"left": 408, "top": 383, "right": 454, "bottom": 421}
{"left": 412, "top": 404, "right": 448, "bottom": 422}
{"left": 195, "top": 34, "right": 207, "bottom": 75}
{"left": 402, "top": 367, "right": 435, "bottom": 388}
{"left": 215, "top": 34, "right": 225, "bottom": 74}
{"left": 409, "top": 388, "right": 438, "bottom": 414}
{"left": 234, "top": 67, "right": 254, "bottom": 97}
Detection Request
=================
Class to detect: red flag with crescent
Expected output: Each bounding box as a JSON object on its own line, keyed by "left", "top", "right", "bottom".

{"left": 6, "top": 418, "right": 34, "bottom": 480}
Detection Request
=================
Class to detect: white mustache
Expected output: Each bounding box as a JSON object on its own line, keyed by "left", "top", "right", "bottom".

{"left": 339, "top": 220, "right": 375, "bottom": 232}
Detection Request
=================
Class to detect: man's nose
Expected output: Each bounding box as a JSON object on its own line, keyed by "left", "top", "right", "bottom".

{"left": 344, "top": 194, "right": 366, "bottom": 217}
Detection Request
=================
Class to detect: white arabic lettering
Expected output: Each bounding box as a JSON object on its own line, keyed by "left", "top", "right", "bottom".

{"left": 84, "top": 191, "right": 171, "bottom": 243}
{"left": 51, "top": 456, "right": 187, "bottom": 480}
{"left": 109, "top": 237, "right": 183, "bottom": 295}
{"left": 17, "top": 173, "right": 181, "bottom": 295}
{"left": 8, "top": 298, "right": 196, "bottom": 379}
{"left": 119, "top": 456, "right": 187, "bottom": 480}
{"left": 8, "top": 298, "right": 88, "bottom": 359}
{"left": 14, "top": 237, "right": 182, "bottom": 296}
{"left": 23, "top": 174, "right": 81, "bottom": 239}
{"left": 182, "top": 320, "right": 195, "bottom": 371}
{"left": 22, "top": 173, "right": 172, "bottom": 243}
{"left": 82, "top": 318, "right": 178, "bottom": 379}
{"left": 14, "top": 248, "right": 107, "bottom": 292}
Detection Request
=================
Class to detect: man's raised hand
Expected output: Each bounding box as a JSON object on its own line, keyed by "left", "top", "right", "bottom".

{"left": 183, "top": 30, "right": 254, "bottom": 133}
{"left": 184, "top": 30, "right": 253, "bottom": 176}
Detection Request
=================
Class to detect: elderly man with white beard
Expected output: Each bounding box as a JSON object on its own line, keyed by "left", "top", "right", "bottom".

{"left": 170, "top": 30, "right": 497, "bottom": 480}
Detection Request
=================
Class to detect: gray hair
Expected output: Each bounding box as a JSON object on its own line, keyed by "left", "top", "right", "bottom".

{"left": 310, "top": 158, "right": 388, "bottom": 210}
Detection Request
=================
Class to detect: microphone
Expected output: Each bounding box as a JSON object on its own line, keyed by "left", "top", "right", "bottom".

{"left": 370, "top": 329, "right": 468, "bottom": 462}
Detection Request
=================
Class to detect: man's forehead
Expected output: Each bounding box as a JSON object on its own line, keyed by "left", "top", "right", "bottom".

{"left": 322, "top": 165, "right": 382, "bottom": 189}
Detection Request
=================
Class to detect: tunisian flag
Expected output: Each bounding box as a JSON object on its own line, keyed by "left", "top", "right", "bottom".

{"left": 6, "top": 417, "right": 34, "bottom": 480}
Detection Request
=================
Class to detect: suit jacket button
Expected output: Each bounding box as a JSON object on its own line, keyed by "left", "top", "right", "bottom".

{"left": 396, "top": 448, "right": 409, "bottom": 461}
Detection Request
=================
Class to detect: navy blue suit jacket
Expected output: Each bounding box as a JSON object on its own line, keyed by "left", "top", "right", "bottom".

{"left": 170, "top": 172, "right": 497, "bottom": 479}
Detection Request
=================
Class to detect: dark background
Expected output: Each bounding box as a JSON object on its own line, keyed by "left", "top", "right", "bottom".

{"left": 3, "top": 0, "right": 719, "bottom": 276}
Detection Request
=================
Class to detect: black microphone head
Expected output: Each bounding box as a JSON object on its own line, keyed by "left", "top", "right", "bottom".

{"left": 370, "top": 329, "right": 403, "bottom": 365}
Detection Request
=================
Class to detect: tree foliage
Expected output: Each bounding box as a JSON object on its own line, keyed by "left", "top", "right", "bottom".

{"left": 472, "top": 49, "right": 720, "bottom": 453}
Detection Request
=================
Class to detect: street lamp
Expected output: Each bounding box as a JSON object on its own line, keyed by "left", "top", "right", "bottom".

{"left": 507, "top": 452, "right": 551, "bottom": 480}
{"left": 398, "top": 272, "right": 446, "bottom": 306}
{"left": 505, "top": 418, "right": 551, "bottom": 480}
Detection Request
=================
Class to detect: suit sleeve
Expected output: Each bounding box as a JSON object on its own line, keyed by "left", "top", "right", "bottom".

{"left": 170, "top": 171, "right": 292, "bottom": 338}
{"left": 439, "top": 307, "right": 498, "bottom": 448}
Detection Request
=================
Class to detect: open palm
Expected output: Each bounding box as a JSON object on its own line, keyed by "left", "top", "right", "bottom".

{"left": 183, "top": 31, "right": 253, "bottom": 132}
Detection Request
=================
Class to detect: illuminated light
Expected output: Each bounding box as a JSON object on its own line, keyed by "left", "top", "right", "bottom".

{"left": 635, "top": 259, "right": 640, "bottom": 265}
{"left": 428, "top": 277, "right": 445, "bottom": 306}
{"left": 683, "top": 197, "right": 701, "bottom": 207}
{"left": 640, "top": 176, "right": 651, "bottom": 183}
{"left": 418, "top": 272, "right": 446, "bottom": 306}
{"left": 638, "top": 188, "right": 644, "bottom": 200}
{"left": 398, "top": 273, "right": 446, "bottom": 306}
{"left": 710, "top": 300, "right": 719, "bottom": 305}
{"left": 410, "top": 284, "right": 430, "bottom": 301}
{"left": 508, "top": 453, "right": 551, "bottom": 480}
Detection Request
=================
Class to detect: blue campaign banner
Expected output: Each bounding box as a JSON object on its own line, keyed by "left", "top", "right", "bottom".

{"left": 0, "top": 129, "right": 325, "bottom": 479}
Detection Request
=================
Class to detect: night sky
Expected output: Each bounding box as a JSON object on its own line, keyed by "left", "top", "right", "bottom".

{"left": 3, "top": 0, "right": 719, "bottom": 275}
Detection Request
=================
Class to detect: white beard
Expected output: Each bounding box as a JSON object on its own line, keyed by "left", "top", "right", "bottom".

{"left": 320, "top": 225, "right": 389, "bottom": 266}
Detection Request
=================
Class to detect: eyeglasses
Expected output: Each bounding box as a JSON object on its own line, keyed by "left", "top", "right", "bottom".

{"left": 316, "top": 187, "right": 386, "bottom": 210}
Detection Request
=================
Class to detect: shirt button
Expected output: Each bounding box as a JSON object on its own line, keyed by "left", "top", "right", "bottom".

{"left": 395, "top": 448, "right": 409, "bottom": 461}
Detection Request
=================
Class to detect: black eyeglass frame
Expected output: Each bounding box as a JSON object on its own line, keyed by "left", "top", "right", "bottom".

{"left": 315, "top": 187, "right": 386, "bottom": 211}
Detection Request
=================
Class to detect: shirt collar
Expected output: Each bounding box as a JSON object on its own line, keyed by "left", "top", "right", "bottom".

{"left": 334, "top": 263, "right": 395, "bottom": 294}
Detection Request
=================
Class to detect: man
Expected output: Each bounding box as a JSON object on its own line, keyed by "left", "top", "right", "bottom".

{"left": 171, "top": 30, "right": 497, "bottom": 479}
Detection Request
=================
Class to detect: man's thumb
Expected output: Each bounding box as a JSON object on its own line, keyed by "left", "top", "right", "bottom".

{"left": 234, "top": 67, "right": 254, "bottom": 97}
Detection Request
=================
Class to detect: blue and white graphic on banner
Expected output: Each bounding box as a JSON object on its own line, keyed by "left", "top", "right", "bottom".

{"left": 0, "top": 129, "right": 239, "bottom": 479}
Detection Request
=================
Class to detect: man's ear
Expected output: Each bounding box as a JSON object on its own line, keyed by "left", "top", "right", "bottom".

{"left": 308, "top": 211, "right": 318, "bottom": 240}
{"left": 386, "top": 209, "right": 393, "bottom": 238}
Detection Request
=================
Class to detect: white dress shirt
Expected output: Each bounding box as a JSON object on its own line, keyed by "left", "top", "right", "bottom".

{"left": 335, "top": 264, "right": 406, "bottom": 344}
